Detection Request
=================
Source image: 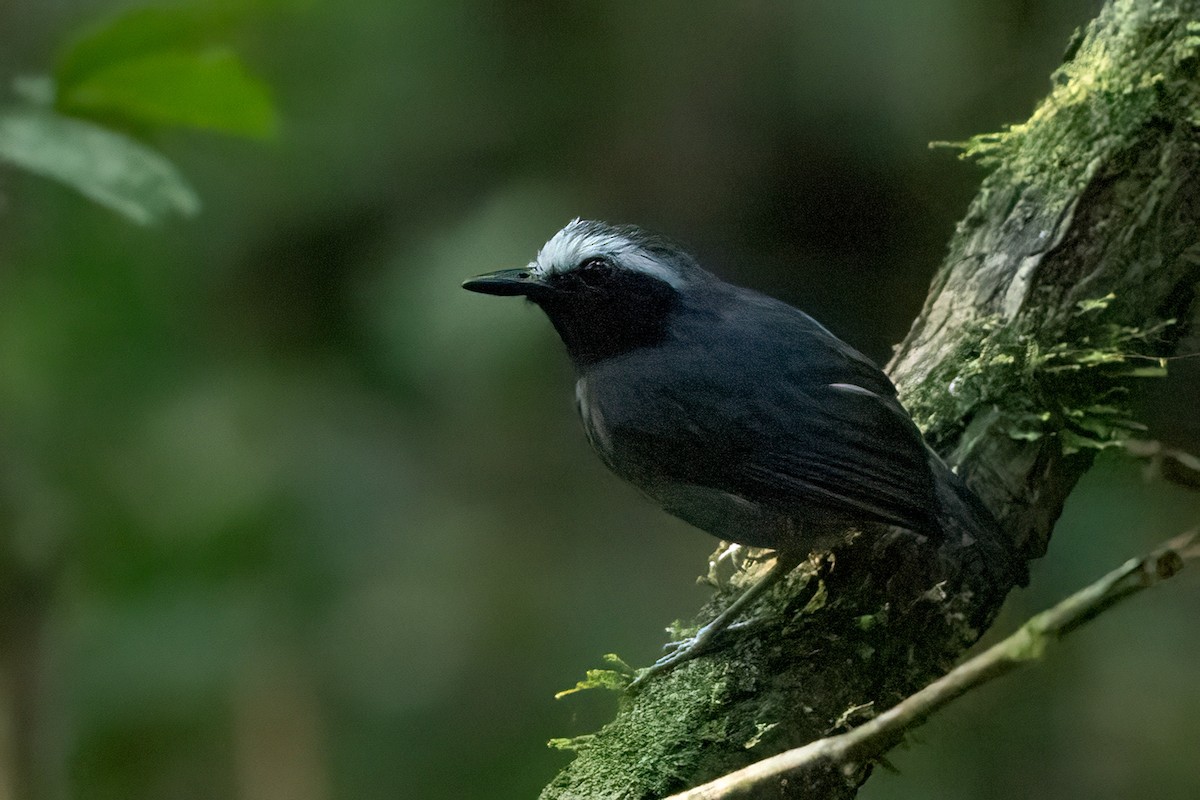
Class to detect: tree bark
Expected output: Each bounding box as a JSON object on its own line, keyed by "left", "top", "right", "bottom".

{"left": 540, "top": 2, "right": 1200, "bottom": 798}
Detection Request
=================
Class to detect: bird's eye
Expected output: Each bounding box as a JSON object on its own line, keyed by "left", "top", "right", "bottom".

{"left": 575, "top": 258, "right": 612, "bottom": 287}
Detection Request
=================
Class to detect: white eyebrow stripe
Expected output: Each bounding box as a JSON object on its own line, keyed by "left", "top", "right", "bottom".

{"left": 530, "top": 219, "right": 685, "bottom": 288}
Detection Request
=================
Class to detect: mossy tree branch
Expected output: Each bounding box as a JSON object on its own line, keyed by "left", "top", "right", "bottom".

{"left": 665, "top": 532, "right": 1200, "bottom": 800}
{"left": 540, "top": 2, "right": 1200, "bottom": 798}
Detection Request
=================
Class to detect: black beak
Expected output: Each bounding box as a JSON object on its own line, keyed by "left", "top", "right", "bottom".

{"left": 462, "top": 268, "right": 549, "bottom": 298}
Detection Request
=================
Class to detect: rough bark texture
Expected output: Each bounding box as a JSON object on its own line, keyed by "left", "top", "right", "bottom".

{"left": 540, "top": 3, "right": 1200, "bottom": 798}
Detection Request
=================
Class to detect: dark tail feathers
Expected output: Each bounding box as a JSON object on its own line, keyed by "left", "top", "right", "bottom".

{"left": 928, "top": 449, "right": 1028, "bottom": 591}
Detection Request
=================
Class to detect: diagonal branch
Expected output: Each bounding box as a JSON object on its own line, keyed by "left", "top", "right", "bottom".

{"left": 666, "top": 531, "right": 1200, "bottom": 800}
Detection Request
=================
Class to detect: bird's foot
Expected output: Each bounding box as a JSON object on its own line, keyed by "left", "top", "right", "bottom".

{"left": 626, "top": 553, "right": 799, "bottom": 693}
{"left": 626, "top": 620, "right": 723, "bottom": 692}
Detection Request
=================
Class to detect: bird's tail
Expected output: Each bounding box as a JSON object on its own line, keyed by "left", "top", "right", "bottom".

{"left": 928, "top": 450, "right": 1028, "bottom": 594}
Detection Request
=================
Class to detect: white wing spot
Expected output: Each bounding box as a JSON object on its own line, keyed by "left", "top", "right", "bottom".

{"left": 828, "top": 383, "right": 877, "bottom": 397}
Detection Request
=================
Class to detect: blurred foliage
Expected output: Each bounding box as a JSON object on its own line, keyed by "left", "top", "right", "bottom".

{"left": 0, "top": 107, "right": 200, "bottom": 224}
{"left": 0, "top": 2, "right": 1196, "bottom": 800}
{"left": 55, "top": 7, "right": 276, "bottom": 138}
{"left": 0, "top": 5, "right": 275, "bottom": 224}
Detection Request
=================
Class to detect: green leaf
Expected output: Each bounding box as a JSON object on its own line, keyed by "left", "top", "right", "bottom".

{"left": 59, "top": 48, "right": 277, "bottom": 139}
{"left": 1075, "top": 293, "right": 1116, "bottom": 314}
{"left": 553, "top": 654, "right": 635, "bottom": 698}
{"left": 1123, "top": 365, "right": 1169, "bottom": 378}
{"left": 1058, "top": 429, "right": 1125, "bottom": 455}
{"left": 547, "top": 734, "right": 595, "bottom": 752}
{"left": 553, "top": 669, "right": 628, "bottom": 698}
{"left": 53, "top": 6, "right": 278, "bottom": 139}
{"left": 0, "top": 106, "right": 200, "bottom": 225}
{"left": 55, "top": 7, "right": 234, "bottom": 91}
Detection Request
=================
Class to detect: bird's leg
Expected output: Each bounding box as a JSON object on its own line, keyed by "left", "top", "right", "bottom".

{"left": 627, "top": 551, "right": 801, "bottom": 692}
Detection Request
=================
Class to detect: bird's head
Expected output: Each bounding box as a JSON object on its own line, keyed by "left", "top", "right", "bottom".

{"left": 463, "top": 219, "right": 708, "bottom": 366}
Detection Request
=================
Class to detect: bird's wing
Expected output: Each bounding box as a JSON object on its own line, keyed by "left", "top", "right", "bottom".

{"left": 587, "top": 299, "right": 938, "bottom": 535}
{"left": 719, "top": 296, "right": 937, "bottom": 531}
{"left": 732, "top": 382, "right": 937, "bottom": 531}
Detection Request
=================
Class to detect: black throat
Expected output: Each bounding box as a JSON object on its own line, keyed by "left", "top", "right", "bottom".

{"left": 532, "top": 271, "right": 678, "bottom": 367}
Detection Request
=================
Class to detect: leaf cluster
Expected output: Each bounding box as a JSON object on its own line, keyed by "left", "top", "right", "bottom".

{"left": 0, "top": 5, "right": 279, "bottom": 224}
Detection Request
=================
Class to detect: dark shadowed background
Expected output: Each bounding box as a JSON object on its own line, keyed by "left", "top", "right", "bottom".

{"left": 0, "top": 1, "right": 1197, "bottom": 798}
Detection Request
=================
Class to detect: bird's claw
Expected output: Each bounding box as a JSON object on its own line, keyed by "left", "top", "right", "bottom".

{"left": 627, "top": 639, "right": 706, "bottom": 692}
{"left": 660, "top": 637, "right": 687, "bottom": 654}
{"left": 626, "top": 628, "right": 719, "bottom": 692}
{"left": 627, "top": 555, "right": 797, "bottom": 693}
{"left": 654, "top": 636, "right": 707, "bottom": 666}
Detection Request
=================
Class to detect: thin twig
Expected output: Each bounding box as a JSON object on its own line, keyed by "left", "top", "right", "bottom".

{"left": 667, "top": 531, "right": 1200, "bottom": 800}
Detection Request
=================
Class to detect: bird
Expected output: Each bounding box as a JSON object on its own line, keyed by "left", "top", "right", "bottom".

{"left": 462, "top": 218, "right": 1008, "bottom": 689}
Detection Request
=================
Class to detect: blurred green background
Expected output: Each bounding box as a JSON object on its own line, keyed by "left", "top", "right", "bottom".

{"left": 0, "top": 1, "right": 1197, "bottom": 798}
